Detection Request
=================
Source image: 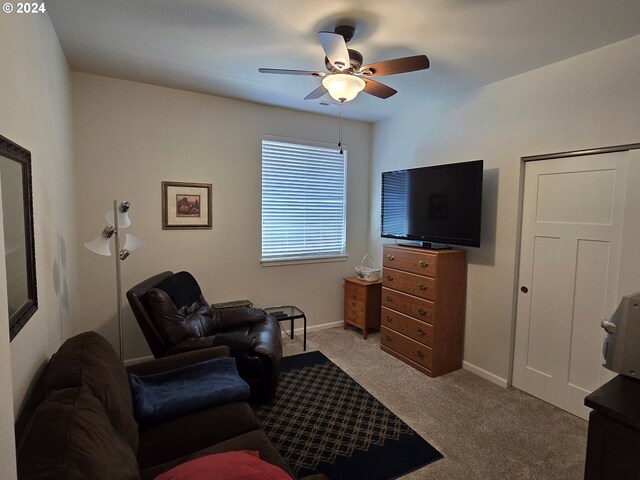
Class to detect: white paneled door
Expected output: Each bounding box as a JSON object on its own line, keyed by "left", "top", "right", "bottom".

{"left": 513, "top": 152, "right": 629, "bottom": 419}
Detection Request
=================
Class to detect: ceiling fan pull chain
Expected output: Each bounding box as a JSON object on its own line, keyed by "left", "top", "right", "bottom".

{"left": 338, "top": 101, "right": 344, "bottom": 154}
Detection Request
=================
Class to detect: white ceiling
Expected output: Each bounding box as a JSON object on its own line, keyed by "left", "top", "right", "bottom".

{"left": 46, "top": 0, "right": 640, "bottom": 122}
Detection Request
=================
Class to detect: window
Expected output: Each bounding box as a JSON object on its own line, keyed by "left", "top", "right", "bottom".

{"left": 261, "top": 137, "right": 347, "bottom": 263}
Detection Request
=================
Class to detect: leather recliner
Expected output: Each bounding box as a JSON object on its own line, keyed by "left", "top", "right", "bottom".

{"left": 126, "top": 271, "right": 282, "bottom": 401}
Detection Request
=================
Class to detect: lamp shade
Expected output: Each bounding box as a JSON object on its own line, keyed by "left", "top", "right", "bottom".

{"left": 105, "top": 209, "right": 131, "bottom": 228}
{"left": 322, "top": 74, "right": 366, "bottom": 102}
{"left": 84, "top": 234, "right": 112, "bottom": 256}
{"left": 123, "top": 234, "right": 144, "bottom": 253}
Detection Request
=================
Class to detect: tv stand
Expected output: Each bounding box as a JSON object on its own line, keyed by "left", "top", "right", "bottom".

{"left": 397, "top": 241, "right": 451, "bottom": 250}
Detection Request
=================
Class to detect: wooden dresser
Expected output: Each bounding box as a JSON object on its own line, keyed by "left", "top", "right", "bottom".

{"left": 380, "top": 245, "right": 466, "bottom": 377}
{"left": 343, "top": 277, "right": 382, "bottom": 340}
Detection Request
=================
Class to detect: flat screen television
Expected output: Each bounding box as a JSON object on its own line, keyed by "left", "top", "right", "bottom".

{"left": 381, "top": 160, "right": 483, "bottom": 247}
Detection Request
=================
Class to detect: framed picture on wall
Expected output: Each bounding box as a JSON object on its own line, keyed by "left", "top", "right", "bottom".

{"left": 162, "top": 181, "right": 212, "bottom": 230}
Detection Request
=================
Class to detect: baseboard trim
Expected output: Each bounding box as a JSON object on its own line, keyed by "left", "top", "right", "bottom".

{"left": 463, "top": 360, "right": 508, "bottom": 388}
{"left": 280, "top": 320, "right": 342, "bottom": 337}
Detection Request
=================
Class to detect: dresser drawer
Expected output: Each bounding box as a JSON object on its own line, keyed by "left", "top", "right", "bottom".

{"left": 382, "top": 268, "right": 435, "bottom": 301}
{"left": 381, "top": 307, "right": 433, "bottom": 346}
{"left": 344, "top": 282, "right": 366, "bottom": 302}
{"left": 381, "top": 287, "right": 434, "bottom": 323}
{"left": 383, "top": 246, "right": 437, "bottom": 277}
{"left": 381, "top": 327, "right": 432, "bottom": 370}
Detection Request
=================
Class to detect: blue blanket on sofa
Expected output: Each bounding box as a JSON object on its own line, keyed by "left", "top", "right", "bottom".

{"left": 129, "top": 357, "right": 250, "bottom": 424}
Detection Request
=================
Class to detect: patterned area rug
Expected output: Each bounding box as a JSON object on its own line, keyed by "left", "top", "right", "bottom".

{"left": 253, "top": 351, "right": 443, "bottom": 480}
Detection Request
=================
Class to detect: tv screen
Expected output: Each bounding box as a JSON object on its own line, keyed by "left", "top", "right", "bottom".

{"left": 381, "top": 160, "right": 483, "bottom": 247}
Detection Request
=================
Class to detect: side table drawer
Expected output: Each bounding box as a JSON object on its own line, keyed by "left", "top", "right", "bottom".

{"left": 382, "top": 268, "right": 435, "bottom": 301}
{"left": 381, "top": 327, "right": 432, "bottom": 370}
{"left": 381, "top": 307, "right": 433, "bottom": 347}
{"left": 382, "top": 287, "right": 434, "bottom": 323}
{"left": 344, "top": 282, "right": 366, "bottom": 302}
{"left": 344, "top": 300, "right": 364, "bottom": 326}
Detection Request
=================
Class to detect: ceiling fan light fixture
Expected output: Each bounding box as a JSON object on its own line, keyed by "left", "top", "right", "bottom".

{"left": 322, "top": 74, "right": 365, "bottom": 102}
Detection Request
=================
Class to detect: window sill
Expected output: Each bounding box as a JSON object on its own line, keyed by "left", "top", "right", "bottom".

{"left": 261, "top": 255, "right": 348, "bottom": 267}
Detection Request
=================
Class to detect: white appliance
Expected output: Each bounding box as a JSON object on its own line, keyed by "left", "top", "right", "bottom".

{"left": 602, "top": 292, "right": 640, "bottom": 378}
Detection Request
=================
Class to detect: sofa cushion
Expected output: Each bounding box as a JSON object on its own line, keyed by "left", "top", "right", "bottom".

{"left": 44, "top": 331, "right": 139, "bottom": 451}
{"left": 137, "top": 402, "right": 259, "bottom": 469}
{"left": 129, "top": 357, "right": 250, "bottom": 424}
{"left": 153, "top": 451, "right": 293, "bottom": 480}
{"left": 16, "top": 386, "right": 140, "bottom": 480}
{"left": 140, "top": 430, "right": 294, "bottom": 480}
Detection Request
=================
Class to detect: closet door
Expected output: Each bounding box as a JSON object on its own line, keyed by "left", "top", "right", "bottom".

{"left": 513, "top": 152, "right": 629, "bottom": 419}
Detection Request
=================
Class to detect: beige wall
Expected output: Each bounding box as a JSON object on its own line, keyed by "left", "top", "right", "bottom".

{"left": 72, "top": 73, "right": 372, "bottom": 360}
{"left": 0, "top": 11, "right": 78, "bottom": 477}
{"left": 370, "top": 35, "right": 640, "bottom": 385}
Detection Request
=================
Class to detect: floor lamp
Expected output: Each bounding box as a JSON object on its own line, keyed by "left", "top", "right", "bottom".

{"left": 84, "top": 201, "right": 143, "bottom": 359}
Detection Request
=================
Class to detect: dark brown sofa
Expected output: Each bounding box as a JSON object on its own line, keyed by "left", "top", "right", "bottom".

{"left": 15, "top": 331, "right": 326, "bottom": 480}
{"left": 127, "top": 271, "right": 282, "bottom": 401}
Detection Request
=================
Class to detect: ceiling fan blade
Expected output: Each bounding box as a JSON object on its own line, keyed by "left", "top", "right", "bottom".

{"left": 363, "top": 78, "right": 397, "bottom": 99}
{"left": 360, "top": 55, "right": 430, "bottom": 77}
{"left": 304, "top": 85, "right": 328, "bottom": 100}
{"left": 258, "top": 68, "right": 325, "bottom": 76}
{"left": 318, "top": 31, "right": 350, "bottom": 70}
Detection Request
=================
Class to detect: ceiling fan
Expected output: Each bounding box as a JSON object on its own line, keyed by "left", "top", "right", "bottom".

{"left": 258, "top": 24, "right": 430, "bottom": 103}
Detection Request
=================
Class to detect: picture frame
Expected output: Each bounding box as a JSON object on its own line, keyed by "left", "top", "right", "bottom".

{"left": 162, "top": 181, "right": 212, "bottom": 230}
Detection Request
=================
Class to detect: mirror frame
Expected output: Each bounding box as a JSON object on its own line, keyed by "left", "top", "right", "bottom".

{"left": 0, "top": 134, "right": 37, "bottom": 341}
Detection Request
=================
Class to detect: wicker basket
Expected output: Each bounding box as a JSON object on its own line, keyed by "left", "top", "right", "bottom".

{"left": 355, "top": 254, "right": 381, "bottom": 282}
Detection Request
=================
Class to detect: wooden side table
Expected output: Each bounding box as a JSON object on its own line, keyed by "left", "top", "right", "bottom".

{"left": 343, "top": 277, "right": 382, "bottom": 339}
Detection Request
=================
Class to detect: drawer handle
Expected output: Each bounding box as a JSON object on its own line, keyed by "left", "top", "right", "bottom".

{"left": 384, "top": 315, "right": 392, "bottom": 322}
{"left": 386, "top": 295, "right": 393, "bottom": 302}
{"left": 419, "top": 260, "right": 429, "bottom": 268}
{"left": 385, "top": 335, "right": 392, "bottom": 342}
{"left": 386, "top": 274, "right": 394, "bottom": 281}
{"left": 417, "top": 328, "right": 425, "bottom": 336}
{"left": 418, "top": 283, "right": 427, "bottom": 290}
{"left": 417, "top": 307, "right": 427, "bottom": 316}
{"left": 387, "top": 254, "right": 395, "bottom": 261}
{"left": 416, "top": 350, "right": 424, "bottom": 359}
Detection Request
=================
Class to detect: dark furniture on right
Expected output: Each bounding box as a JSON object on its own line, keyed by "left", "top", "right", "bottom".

{"left": 584, "top": 375, "right": 640, "bottom": 480}
{"left": 127, "top": 271, "right": 282, "bottom": 401}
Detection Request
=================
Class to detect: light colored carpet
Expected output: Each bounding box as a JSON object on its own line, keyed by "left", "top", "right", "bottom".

{"left": 281, "top": 327, "right": 587, "bottom": 480}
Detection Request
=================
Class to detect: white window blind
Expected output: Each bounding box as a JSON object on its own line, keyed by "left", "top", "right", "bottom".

{"left": 261, "top": 138, "right": 347, "bottom": 262}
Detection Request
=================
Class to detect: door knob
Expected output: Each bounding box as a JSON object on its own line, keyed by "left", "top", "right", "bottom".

{"left": 386, "top": 274, "right": 394, "bottom": 281}
{"left": 416, "top": 350, "right": 424, "bottom": 358}
{"left": 417, "top": 328, "right": 425, "bottom": 336}
{"left": 418, "top": 283, "right": 427, "bottom": 290}
{"left": 520, "top": 286, "right": 529, "bottom": 294}
{"left": 419, "top": 260, "right": 428, "bottom": 268}
{"left": 417, "top": 307, "right": 426, "bottom": 316}
{"left": 386, "top": 254, "right": 395, "bottom": 261}
{"left": 386, "top": 295, "right": 393, "bottom": 301}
